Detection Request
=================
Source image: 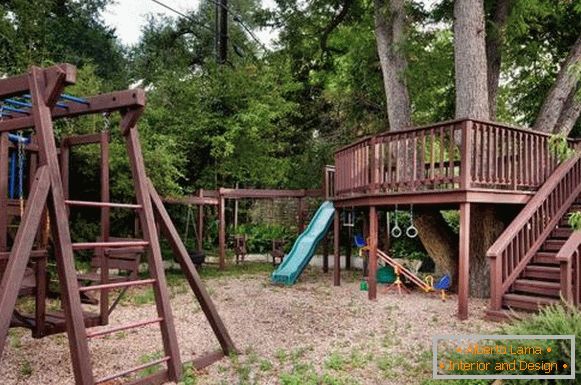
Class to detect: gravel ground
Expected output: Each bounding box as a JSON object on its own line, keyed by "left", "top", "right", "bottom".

{"left": 0, "top": 265, "right": 496, "bottom": 385}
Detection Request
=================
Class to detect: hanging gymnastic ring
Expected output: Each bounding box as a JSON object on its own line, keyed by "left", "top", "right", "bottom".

{"left": 391, "top": 226, "right": 402, "bottom": 238}
{"left": 406, "top": 225, "right": 418, "bottom": 238}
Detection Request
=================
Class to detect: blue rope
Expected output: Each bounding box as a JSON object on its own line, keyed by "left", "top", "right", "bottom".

{"left": 9, "top": 151, "right": 16, "bottom": 199}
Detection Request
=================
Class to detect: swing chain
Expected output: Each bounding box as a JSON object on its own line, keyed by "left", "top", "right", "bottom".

{"left": 391, "top": 204, "right": 402, "bottom": 238}
{"left": 17, "top": 131, "right": 25, "bottom": 216}
{"left": 406, "top": 204, "right": 418, "bottom": 238}
{"left": 102, "top": 112, "right": 111, "bottom": 132}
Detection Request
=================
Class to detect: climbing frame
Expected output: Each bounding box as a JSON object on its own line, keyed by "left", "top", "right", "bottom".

{"left": 0, "top": 64, "right": 236, "bottom": 385}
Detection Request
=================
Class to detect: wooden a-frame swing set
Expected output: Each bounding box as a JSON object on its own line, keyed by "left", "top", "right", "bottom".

{"left": 0, "top": 64, "right": 236, "bottom": 385}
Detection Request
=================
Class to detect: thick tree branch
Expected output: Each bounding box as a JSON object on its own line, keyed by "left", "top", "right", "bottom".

{"left": 320, "top": 0, "right": 354, "bottom": 55}
{"left": 373, "top": 0, "right": 412, "bottom": 130}
{"left": 485, "top": 0, "right": 511, "bottom": 120}
{"left": 534, "top": 36, "right": 581, "bottom": 133}
{"left": 554, "top": 86, "right": 581, "bottom": 135}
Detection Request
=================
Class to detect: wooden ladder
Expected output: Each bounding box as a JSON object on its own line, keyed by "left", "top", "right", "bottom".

{"left": 0, "top": 65, "right": 236, "bottom": 384}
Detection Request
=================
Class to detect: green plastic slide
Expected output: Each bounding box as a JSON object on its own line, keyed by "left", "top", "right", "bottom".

{"left": 271, "top": 201, "right": 335, "bottom": 285}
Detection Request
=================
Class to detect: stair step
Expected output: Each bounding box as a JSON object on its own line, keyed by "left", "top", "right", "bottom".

{"left": 551, "top": 227, "right": 573, "bottom": 239}
{"left": 503, "top": 293, "right": 559, "bottom": 311}
{"left": 523, "top": 265, "right": 561, "bottom": 281}
{"left": 512, "top": 279, "right": 561, "bottom": 296}
{"left": 533, "top": 251, "right": 558, "bottom": 265}
{"left": 542, "top": 239, "right": 566, "bottom": 251}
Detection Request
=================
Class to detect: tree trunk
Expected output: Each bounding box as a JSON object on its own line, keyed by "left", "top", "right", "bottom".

{"left": 485, "top": 0, "right": 511, "bottom": 119}
{"left": 454, "top": 0, "right": 490, "bottom": 119}
{"left": 534, "top": 36, "right": 581, "bottom": 133}
{"left": 374, "top": 0, "right": 459, "bottom": 281}
{"left": 554, "top": 86, "right": 581, "bottom": 135}
{"left": 373, "top": 0, "right": 412, "bottom": 130}
{"left": 415, "top": 208, "right": 458, "bottom": 280}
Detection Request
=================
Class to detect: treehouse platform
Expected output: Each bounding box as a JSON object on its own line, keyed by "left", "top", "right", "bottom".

{"left": 326, "top": 118, "right": 581, "bottom": 320}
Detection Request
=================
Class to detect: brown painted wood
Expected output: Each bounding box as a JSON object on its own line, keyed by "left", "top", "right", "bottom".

{"left": 29, "top": 66, "right": 95, "bottom": 385}
{"left": 333, "top": 210, "right": 340, "bottom": 286}
{"left": 218, "top": 191, "right": 226, "bottom": 270}
{"left": 99, "top": 130, "right": 110, "bottom": 325}
{"left": 122, "top": 110, "right": 182, "bottom": 381}
{"left": 458, "top": 202, "right": 470, "bottom": 320}
{"left": 149, "top": 180, "right": 237, "bottom": 355}
{"left": 0, "top": 166, "right": 50, "bottom": 356}
{"left": 368, "top": 206, "right": 378, "bottom": 300}
{"left": 0, "top": 133, "right": 8, "bottom": 251}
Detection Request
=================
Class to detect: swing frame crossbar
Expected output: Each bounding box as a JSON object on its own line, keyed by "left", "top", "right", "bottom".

{"left": 0, "top": 64, "right": 236, "bottom": 385}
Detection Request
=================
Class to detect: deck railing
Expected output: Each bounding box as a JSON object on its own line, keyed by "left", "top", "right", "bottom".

{"left": 334, "top": 118, "right": 565, "bottom": 196}
{"left": 556, "top": 231, "right": 581, "bottom": 306}
{"left": 487, "top": 154, "right": 581, "bottom": 311}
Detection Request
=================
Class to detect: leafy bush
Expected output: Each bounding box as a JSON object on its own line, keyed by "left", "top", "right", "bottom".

{"left": 568, "top": 211, "right": 581, "bottom": 231}
{"left": 234, "top": 224, "right": 294, "bottom": 254}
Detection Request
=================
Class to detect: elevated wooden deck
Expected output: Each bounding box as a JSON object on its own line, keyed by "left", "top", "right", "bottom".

{"left": 326, "top": 118, "right": 580, "bottom": 320}
{"left": 326, "top": 118, "right": 578, "bottom": 207}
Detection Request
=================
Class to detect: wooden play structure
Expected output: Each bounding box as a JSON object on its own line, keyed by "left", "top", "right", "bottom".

{"left": 0, "top": 64, "right": 236, "bottom": 385}
{"left": 165, "top": 188, "right": 324, "bottom": 268}
{"left": 326, "top": 119, "right": 581, "bottom": 320}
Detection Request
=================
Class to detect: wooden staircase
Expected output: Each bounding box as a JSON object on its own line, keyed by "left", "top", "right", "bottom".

{"left": 487, "top": 153, "right": 581, "bottom": 320}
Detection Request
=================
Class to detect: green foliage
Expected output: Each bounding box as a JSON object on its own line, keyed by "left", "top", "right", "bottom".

{"left": 548, "top": 134, "right": 575, "bottom": 163}
{"left": 234, "top": 223, "right": 294, "bottom": 253}
{"left": 568, "top": 211, "right": 581, "bottom": 231}
{"left": 179, "top": 363, "right": 198, "bottom": 385}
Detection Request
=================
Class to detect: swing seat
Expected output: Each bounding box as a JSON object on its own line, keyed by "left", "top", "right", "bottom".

{"left": 354, "top": 234, "right": 367, "bottom": 248}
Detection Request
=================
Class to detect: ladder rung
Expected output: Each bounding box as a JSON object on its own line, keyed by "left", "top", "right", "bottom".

{"left": 95, "top": 356, "right": 170, "bottom": 384}
{"left": 65, "top": 200, "right": 142, "bottom": 209}
{"left": 78, "top": 278, "right": 156, "bottom": 292}
{"left": 87, "top": 317, "right": 163, "bottom": 339}
{"left": 72, "top": 241, "right": 149, "bottom": 250}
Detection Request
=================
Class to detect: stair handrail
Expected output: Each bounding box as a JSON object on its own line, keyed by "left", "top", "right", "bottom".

{"left": 555, "top": 231, "right": 581, "bottom": 304}
{"left": 487, "top": 153, "right": 581, "bottom": 310}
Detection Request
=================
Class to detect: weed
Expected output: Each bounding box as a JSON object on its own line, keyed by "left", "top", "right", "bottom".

{"left": 19, "top": 360, "right": 32, "bottom": 377}
{"left": 137, "top": 351, "right": 163, "bottom": 378}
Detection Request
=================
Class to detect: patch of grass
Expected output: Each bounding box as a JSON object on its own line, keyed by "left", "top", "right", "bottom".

{"left": 259, "top": 359, "right": 273, "bottom": 372}
{"left": 137, "top": 351, "right": 164, "bottom": 378}
{"left": 325, "top": 352, "right": 347, "bottom": 370}
{"left": 376, "top": 354, "right": 407, "bottom": 379}
{"left": 275, "top": 348, "right": 287, "bottom": 363}
{"left": 198, "top": 262, "right": 274, "bottom": 279}
{"left": 9, "top": 329, "right": 23, "bottom": 349}
{"left": 179, "top": 363, "right": 198, "bottom": 385}
{"left": 19, "top": 360, "right": 32, "bottom": 377}
{"left": 124, "top": 287, "right": 155, "bottom": 306}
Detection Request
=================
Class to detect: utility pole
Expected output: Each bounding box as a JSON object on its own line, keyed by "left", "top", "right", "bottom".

{"left": 218, "top": 0, "right": 228, "bottom": 64}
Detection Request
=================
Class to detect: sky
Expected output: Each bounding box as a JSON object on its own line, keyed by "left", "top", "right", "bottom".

{"left": 102, "top": 0, "right": 278, "bottom": 47}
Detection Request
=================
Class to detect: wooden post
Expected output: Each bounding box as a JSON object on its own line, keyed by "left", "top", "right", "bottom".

{"left": 460, "top": 119, "right": 472, "bottom": 190}
{"left": 123, "top": 111, "right": 182, "bottom": 381}
{"left": 458, "top": 202, "right": 471, "bottom": 320}
{"left": 60, "top": 140, "right": 70, "bottom": 199}
{"left": 322, "top": 234, "right": 329, "bottom": 273}
{"left": 197, "top": 190, "right": 204, "bottom": 252}
{"left": 99, "top": 130, "right": 110, "bottom": 325}
{"left": 218, "top": 189, "right": 226, "bottom": 270}
{"left": 149, "top": 181, "right": 237, "bottom": 355}
{"left": 0, "top": 133, "right": 8, "bottom": 251}
{"left": 28, "top": 66, "right": 95, "bottom": 385}
{"left": 368, "top": 206, "right": 378, "bottom": 300}
{"left": 333, "top": 209, "right": 340, "bottom": 286}
{"left": 233, "top": 182, "right": 238, "bottom": 230}
{"left": 345, "top": 224, "right": 352, "bottom": 270}
{"left": 298, "top": 196, "right": 305, "bottom": 233}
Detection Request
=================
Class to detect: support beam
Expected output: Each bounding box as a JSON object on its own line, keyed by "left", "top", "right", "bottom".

{"left": 0, "top": 134, "right": 8, "bottom": 251}
{"left": 148, "top": 180, "right": 237, "bottom": 355}
{"left": 123, "top": 111, "right": 182, "bottom": 381}
{"left": 29, "top": 66, "right": 95, "bottom": 385}
{"left": 0, "top": 167, "right": 50, "bottom": 359}
{"left": 99, "top": 130, "right": 110, "bottom": 325}
{"left": 368, "top": 206, "right": 378, "bottom": 300}
{"left": 333, "top": 210, "right": 341, "bottom": 286}
{"left": 322, "top": 235, "right": 329, "bottom": 273}
{"left": 197, "top": 190, "right": 204, "bottom": 252}
{"left": 458, "top": 202, "right": 471, "bottom": 320}
{"left": 218, "top": 192, "right": 226, "bottom": 270}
